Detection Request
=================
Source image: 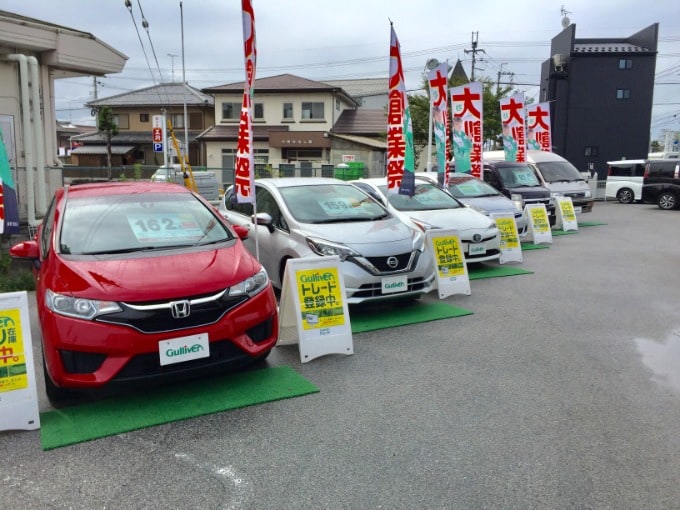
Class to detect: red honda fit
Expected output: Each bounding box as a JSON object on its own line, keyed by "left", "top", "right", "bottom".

{"left": 10, "top": 181, "right": 278, "bottom": 404}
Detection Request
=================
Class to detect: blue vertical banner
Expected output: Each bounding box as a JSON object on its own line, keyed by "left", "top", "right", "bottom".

{"left": 0, "top": 128, "right": 20, "bottom": 235}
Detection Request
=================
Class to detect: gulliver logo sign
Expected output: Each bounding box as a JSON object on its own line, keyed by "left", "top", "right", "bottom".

{"left": 0, "top": 310, "right": 28, "bottom": 392}
{"left": 159, "top": 333, "right": 209, "bottom": 366}
{"left": 296, "top": 268, "right": 345, "bottom": 330}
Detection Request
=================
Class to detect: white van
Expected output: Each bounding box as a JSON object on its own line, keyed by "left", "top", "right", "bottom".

{"left": 604, "top": 159, "right": 646, "bottom": 204}
{"left": 484, "top": 150, "right": 594, "bottom": 214}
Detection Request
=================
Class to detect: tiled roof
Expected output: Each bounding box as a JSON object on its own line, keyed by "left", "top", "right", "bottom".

{"left": 331, "top": 109, "right": 387, "bottom": 136}
{"left": 86, "top": 83, "right": 213, "bottom": 108}
{"left": 71, "top": 130, "right": 204, "bottom": 144}
{"left": 321, "top": 78, "right": 388, "bottom": 98}
{"left": 328, "top": 133, "right": 386, "bottom": 150}
{"left": 197, "top": 124, "right": 289, "bottom": 141}
{"left": 573, "top": 43, "right": 651, "bottom": 53}
{"left": 204, "top": 73, "right": 343, "bottom": 93}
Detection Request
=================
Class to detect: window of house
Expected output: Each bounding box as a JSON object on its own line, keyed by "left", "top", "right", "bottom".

{"left": 301, "top": 102, "right": 324, "bottom": 120}
{"left": 222, "top": 102, "right": 241, "bottom": 121}
{"left": 618, "top": 59, "right": 632, "bottom": 70}
{"left": 170, "top": 113, "right": 185, "bottom": 129}
{"left": 254, "top": 103, "right": 264, "bottom": 120}
{"left": 113, "top": 114, "right": 129, "bottom": 129}
{"left": 254, "top": 148, "right": 269, "bottom": 163}
{"left": 283, "top": 102, "right": 293, "bottom": 120}
{"left": 616, "top": 88, "right": 631, "bottom": 100}
{"left": 584, "top": 146, "right": 599, "bottom": 157}
{"left": 139, "top": 113, "right": 149, "bottom": 123}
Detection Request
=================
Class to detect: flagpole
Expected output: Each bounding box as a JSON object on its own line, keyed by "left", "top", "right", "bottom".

{"left": 425, "top": 58, "right": 440, "bottom": 172}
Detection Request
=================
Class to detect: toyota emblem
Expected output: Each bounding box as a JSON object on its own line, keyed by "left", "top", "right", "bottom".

{"left": 386, "top": 256, "right": 399, "bottom": 269}
{"left": 472, "top": 234, "right": 482, "bottom": 243}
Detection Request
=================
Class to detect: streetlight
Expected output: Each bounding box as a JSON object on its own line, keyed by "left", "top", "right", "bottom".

{"left": 425, "top": 58, "right": 440, "bottom": 172}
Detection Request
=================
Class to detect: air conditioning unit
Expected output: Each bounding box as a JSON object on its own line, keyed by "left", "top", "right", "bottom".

{"left": 552, "top": 54, "right": 564, "bottom": 68}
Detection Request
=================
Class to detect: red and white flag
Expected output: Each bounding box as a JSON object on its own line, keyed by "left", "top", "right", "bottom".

{"left": 526, "top": 102, "right": 552, "bottom": 152}
{"left": 450, "top": 82, "right": 484, "bottom": 178}
{"left": 235, "top": 0, "right": 257, "bottom": 203}
{"left": 499, "top": 92, "right": 526, "bottom": 163}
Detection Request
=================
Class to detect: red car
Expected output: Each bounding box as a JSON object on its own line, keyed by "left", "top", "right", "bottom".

{"left": 10, "top": 181, "right": 278, "bottom": 404}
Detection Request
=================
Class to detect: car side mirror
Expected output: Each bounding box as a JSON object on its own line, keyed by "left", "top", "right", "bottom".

{"left": 232, "top": 224, "right": 249, "bottom": 240}
{"left": 10, "top": 239, "right": 40, "bottom": 260}
{"left": 254, "top": 212, "right": 275, "bottom": 233}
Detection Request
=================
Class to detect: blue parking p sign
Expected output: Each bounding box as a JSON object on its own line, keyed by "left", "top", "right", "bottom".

{"left": 153, "top": 142, "right": 163, "bottom": 152}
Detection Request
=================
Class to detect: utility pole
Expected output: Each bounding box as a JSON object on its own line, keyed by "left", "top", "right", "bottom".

{"left": 93, "top": 76, "right": 98, "bottom": 99}
{"left": 464, "top": 31, "right": 485, "bottom": 81}
{"left": 496, "top": 63, "right": 514, "bottom": 95}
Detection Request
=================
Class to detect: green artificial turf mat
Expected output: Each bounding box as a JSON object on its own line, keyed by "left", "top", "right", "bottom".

{"left": 40, "top": 366, "right": 319, "bottom": 450}
{"left": 578, "top": 221, "right": 607, "bottom": 226}
{"left": 551, "top": 229, "right": 579, "bottom": 235}
{"left": 350, "top": 301, "right": 473, "bottom": 333}
{"left": 468, "top": 265, "right": 533, "bottom": 279}
{"left": 520, "top": 242, "right": 550, "bottom": 250}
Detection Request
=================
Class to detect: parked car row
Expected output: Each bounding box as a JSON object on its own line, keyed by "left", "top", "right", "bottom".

{"left": 604, "top": 158, "right": 680, "bottom": 210}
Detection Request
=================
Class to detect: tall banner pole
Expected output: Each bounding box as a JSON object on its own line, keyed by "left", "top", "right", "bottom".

{"left": 428, "top": 61, "right": 448, "bottom": 186}
{"left": 236, "top": 0, "right": 258, "bottom": 258}
{"left": 387, "top": 22, "right": 415, "bottom": 197}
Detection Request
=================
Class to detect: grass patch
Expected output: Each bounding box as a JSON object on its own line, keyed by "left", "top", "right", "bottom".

{"left": 0, "top": 251, "right": 36, "bottom": 292}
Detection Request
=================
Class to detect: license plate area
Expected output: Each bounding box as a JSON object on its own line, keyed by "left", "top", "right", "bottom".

{"left": 468, "top": 243, "right": 486, "bottom": 256}
{"left": 381, "top": 274, "right": 408, "bottom": 294}
{"left": 159, "top": 333, "right": 210, "bottom": 366}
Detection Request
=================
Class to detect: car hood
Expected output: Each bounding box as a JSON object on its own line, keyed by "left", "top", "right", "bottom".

{"left": 299, "top": 216, "right": 416, "bottom": 249}
{"left": 50, "top": 243, "right": 260, "bottom": 302}
{"left": 457, "top": 196, "right": 519, "bottom": 215}
{"left": 401, "top": 206, "right": 494, "bottom": 231}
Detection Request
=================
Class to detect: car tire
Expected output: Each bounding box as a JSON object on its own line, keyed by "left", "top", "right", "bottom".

{"left": 616, "top": 188, "right": 634, "bottom": 204}
{"left": 43, "top": 357, "right": 76, "bottom": 406}
{"left": 657, "top": 192, "right": 678, "bottom": 210}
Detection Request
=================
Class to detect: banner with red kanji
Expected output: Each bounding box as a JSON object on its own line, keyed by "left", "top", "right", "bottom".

{"left": 428, "top": 61, "right": 449, "bottom": 187}
{"left": 500, "top": 92, "right": 526, "bottom": 163}
{"left": 450, "top": 82, "right": 483, "bottom": 179}
{"left": 526, "top": 102, "right": 552, "bottom": 152}
{"left": 387, "top": 23, "right": 415, "bottom": 196}
{"left": 235, "top": 0, "right": 257, "bottom": 204}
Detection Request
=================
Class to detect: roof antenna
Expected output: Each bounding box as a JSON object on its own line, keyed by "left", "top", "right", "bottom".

{"left": 560, "top": 5, "right": 572, "bottom": 29}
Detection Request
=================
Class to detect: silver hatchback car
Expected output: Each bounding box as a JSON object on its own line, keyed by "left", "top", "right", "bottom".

{"left": 220, "top": 178, "right": 436, "bottom": 304}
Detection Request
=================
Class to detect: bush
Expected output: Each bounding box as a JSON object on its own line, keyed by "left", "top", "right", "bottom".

{"left": 0, "top": 251, "right": 36, "bottom": 292}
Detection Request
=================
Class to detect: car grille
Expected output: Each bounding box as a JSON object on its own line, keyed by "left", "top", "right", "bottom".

{"left": 466, "top": 248, "right": 501, "bottom": 261}
{"left": 97, "top": 288, "right": 249, "bottom": 334}
{"left": 353, "top": 276, "right": 430, "bottom": 299}
{"left": 563, "top": 192, "right": 587, "bottom": 198}
{"left": 352, "top": 250, "right": 419, "bottom": 275}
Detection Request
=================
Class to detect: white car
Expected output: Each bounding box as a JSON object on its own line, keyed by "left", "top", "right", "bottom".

{"left": 351, "top": 176, "right": 501, "bottom": 264}
{"left": 220, "top": 177, "right": 436, "bottom": 304}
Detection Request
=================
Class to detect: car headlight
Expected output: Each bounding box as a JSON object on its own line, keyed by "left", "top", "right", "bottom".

{"left": 306, "top": 236, "right": 361, "bottom": 261}
{"left": 45, "top": 289, "right": 122, "bottom": 320}
{"left": 584, "top": 190, "right": 592, "bottom": 198}
{"left": 409, "top": 218, "right": 437, "bottom": 232}
{"left": 468, "top": 204, "right": 489, "bottom": 216}
{"left": 510, "top": 193, "right": 524, "bottom": 211}
{"left": 230, "top": 268, "right": 269, "bottom": 297}
{"left": 411, "top": 229, "right": 425, "bottom": 251}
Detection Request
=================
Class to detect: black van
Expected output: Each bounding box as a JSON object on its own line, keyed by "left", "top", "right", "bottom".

{"left": 481, "top": 161, "right": 554, "bottom": 219}
{"left": 641, "top": 159, "right": 680, "bottom": 210}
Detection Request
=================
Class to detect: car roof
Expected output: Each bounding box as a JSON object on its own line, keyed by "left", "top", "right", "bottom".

{"left": 255, "top": 177, "right": 353, "bottom": 188}
{"left": 606, "top": 159, "right": 647, "bottom": 166}
{"left": 64, "top": 181, "right": 191, "bottom": 197}
{"left": 483, "top": 160, "right": 532, "bottom": 168}
{"left": 354, "top": 176, "right": 435, "bottom": 186}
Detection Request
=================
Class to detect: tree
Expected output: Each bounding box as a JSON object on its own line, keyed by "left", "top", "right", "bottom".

{"left": 97, "top": 106, "right": 118, "bottom": 179}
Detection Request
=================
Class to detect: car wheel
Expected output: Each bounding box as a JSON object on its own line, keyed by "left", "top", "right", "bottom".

{"left": 616, "top": 188, "right": 634, "bottom": 204}
{"left": 657, "top": 192, "right": 678, "bottom": 210}
{"left": 42, "top": 357, "right": 76, "bottom": 406}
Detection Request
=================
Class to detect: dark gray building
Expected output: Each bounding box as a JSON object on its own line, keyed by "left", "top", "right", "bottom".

{"left": 540, "top": 23, "right": 658, "bottom": 179}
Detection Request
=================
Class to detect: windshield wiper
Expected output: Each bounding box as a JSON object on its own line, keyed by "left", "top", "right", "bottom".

{"left": 312, "top": 217, "right": 371, "bottom": 224}
{"left": 82, "top": 245, "right": 180, "bottom": 255}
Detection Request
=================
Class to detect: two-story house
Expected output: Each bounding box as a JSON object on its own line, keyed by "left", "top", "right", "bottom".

{"left": 75, "top": 82, "right": 214, "bottom": 169}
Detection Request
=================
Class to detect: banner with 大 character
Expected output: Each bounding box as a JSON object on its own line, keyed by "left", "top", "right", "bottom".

{"left": 387, "top": 23, "right": 415, "bottom": 196}
{"left": 428, "top": 61, "right": 449, "bottom": 187}
{"left": 500, "top": 92, "right": 526, "bottom": 163}
{"left": 234, "top": 0, "right": 257, "bottom": 204}
{"left": 277, "top": 257, "right": 353, "bottom": 363}
{"left": 0, "top": 126, "right": 20, "bottom": 235}
{"left": 450, "top": 82, "right": 484, "bottom": 179}
{"left": 526, "top": 102, "right": 552, "bottom": 152}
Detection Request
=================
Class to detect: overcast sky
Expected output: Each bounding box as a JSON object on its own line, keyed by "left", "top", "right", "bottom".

{"left": 3, "top": 0, "right": 679, "bottom": 140}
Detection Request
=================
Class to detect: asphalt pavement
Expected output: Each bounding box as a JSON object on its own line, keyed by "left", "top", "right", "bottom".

{"left": 2, "top": 200, "right": 680, "bottom": 510}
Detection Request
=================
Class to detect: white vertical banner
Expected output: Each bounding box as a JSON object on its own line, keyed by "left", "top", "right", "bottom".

{"left": 426, "top": 229, "right": 471, "bottom": 299}
{"left": 450, "top": 82, "right": 484, "bottom": 179}
{"left": 524, "top": 204, "right": 553, "bottom": 245}
{"left": 0, "top": 291, "right": 40, "bottom": 431}
{"left": 277, "top": 257, "right": 353, "bottom": 363}
{"left": 526, "top": 102, "right": 552, "bottom": 152}
{"left": 500, "top": 92, "right": 526, "bottom": 163}
{"left": 491, "top": 213, "right": 523, "bottom": 264}
{"left": 555, "top": 196, "right": 579, "bottom": 231}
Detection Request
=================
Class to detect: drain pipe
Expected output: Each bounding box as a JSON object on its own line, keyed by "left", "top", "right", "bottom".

{"left": 2, "top": 54, "right": 36, "bottom": 225}
{"left": 28, "top": 56, "right": 47, "bottom": 215}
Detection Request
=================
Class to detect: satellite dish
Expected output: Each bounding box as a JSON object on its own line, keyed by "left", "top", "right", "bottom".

{"left": 426, "top": 58, "right": 440, "bottom": 70}
{"left": 561, "top": 16, "right": 571, "bottom": 28}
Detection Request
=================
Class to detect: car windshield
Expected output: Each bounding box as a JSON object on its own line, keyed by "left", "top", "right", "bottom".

{"left": 496, "top": 165, "right": 542, "bottom": 187}
{"left": 378, "top": 181, "right": 462, "bottom": 211}
{"left": 278, "top": 183, "right": 388, "bottom": 224}
{"left": 59, "top": 192, "right": 232, "bottom": 255}
{"left": 448, "top": 178, "right": 501, "bottom": 198}
{"left": 535, "top": 161, "right": 583, "bottom": 182}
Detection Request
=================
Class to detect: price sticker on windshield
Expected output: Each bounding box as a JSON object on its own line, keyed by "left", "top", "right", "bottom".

{"left": 127, "top": 213, "right": 204, "bottom": 242}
